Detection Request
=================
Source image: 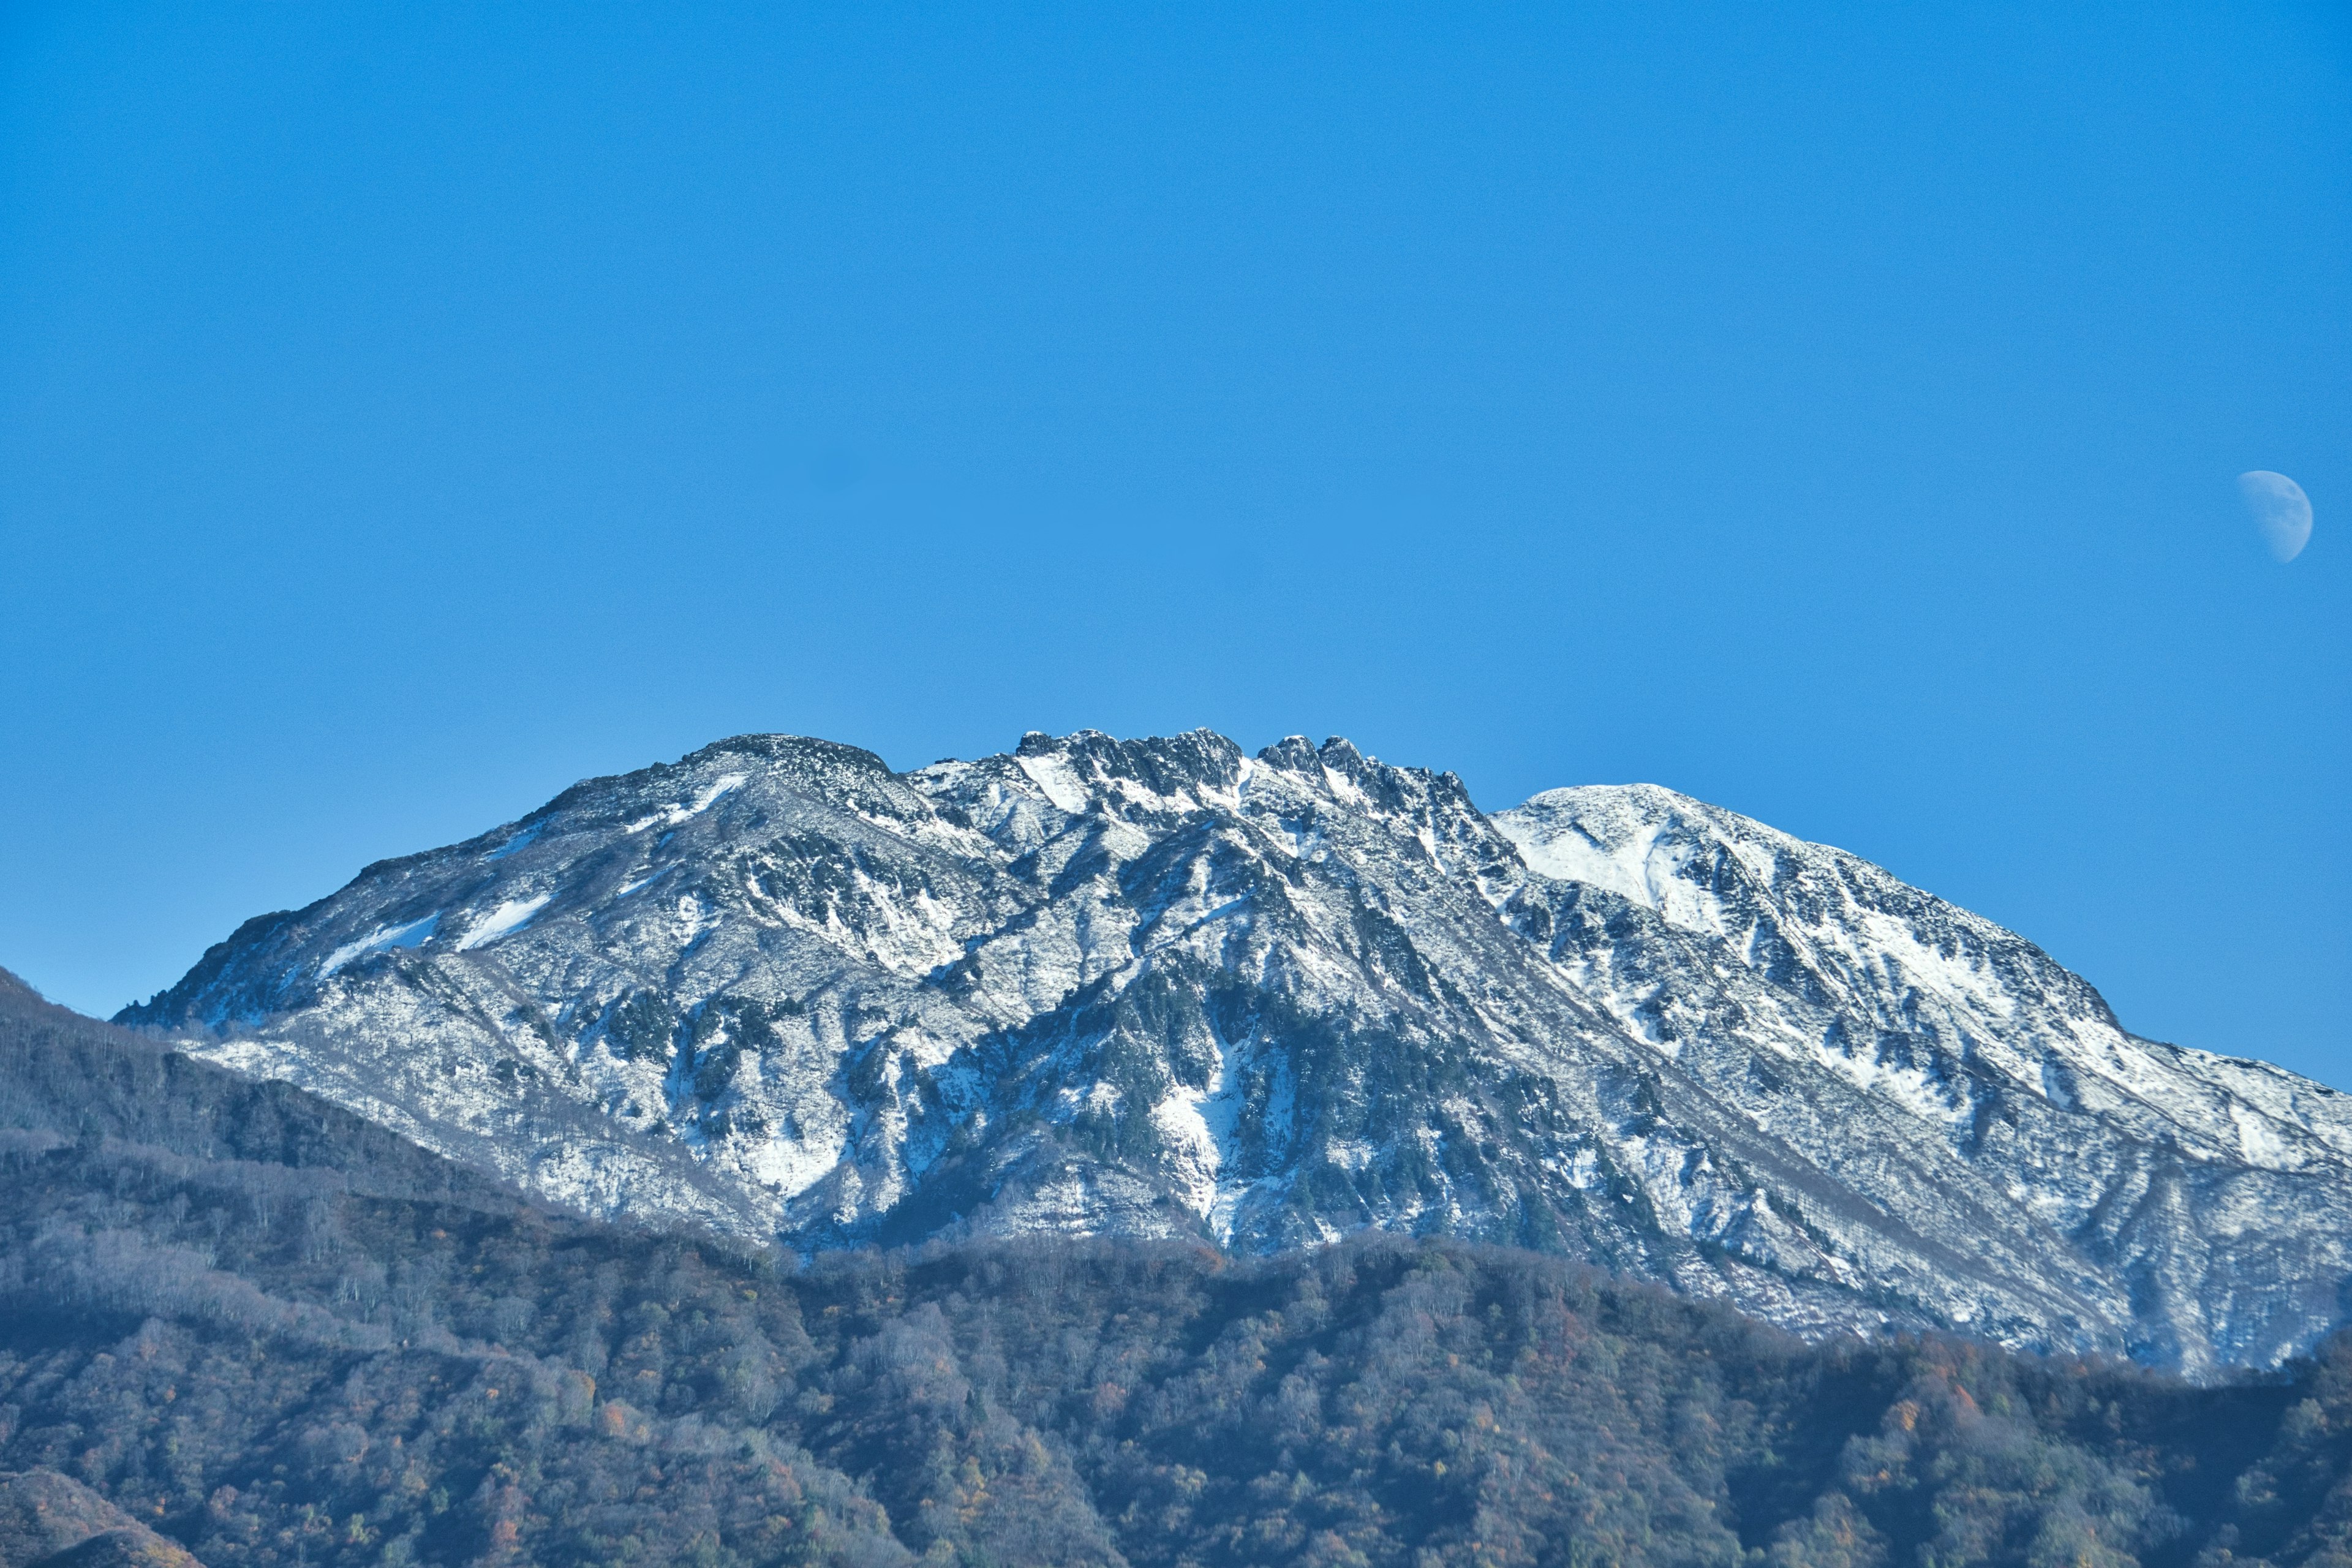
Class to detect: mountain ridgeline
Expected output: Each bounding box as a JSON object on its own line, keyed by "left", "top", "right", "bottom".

{"left": 118, "top": 729, "right": 2352, "bottom": 1375}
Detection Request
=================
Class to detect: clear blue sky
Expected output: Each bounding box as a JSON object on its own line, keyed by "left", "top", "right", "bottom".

{"left": 3, "top": 5, "right": 2346, "bottom": 1086}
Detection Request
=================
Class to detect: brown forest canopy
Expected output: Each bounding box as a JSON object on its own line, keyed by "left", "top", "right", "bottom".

{"left": 1, "top": 973, "right": 2348, "bottom": 1568}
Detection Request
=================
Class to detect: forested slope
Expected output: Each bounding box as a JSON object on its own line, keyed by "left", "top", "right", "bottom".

{"left": 0, "top": 969, "right": 508, "bottom": 1207}
{"left": 4, "top": 1156, "right": 2350, "bottom": 1567}
{"left": 116, "top": 731, "right": 2352, "bottom": 1371}
{"left": 4, "top": 971, "right": 2349, "bottom": 1568}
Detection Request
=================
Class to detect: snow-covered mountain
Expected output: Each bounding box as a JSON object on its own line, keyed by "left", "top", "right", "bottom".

{"left": 121, "top": 730, "right": 2352, "bottom": 1373}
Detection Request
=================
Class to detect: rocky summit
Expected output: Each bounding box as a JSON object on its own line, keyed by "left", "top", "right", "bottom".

{"left": 121, "top": 730, "right": 2352, "bottom": 1374}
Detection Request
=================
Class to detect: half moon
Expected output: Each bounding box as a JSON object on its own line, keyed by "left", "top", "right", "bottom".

{"left": 2238, "top": 470, "right": 2313, "bottom": 562}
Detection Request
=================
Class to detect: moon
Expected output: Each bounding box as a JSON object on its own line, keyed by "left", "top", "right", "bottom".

{"left": 2238, "top": 470, "right": 2313, "bottom": 562}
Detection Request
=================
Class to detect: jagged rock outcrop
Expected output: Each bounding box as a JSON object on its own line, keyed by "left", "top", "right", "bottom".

{"left": 121, "top": 730, "right": 2352, "bottom": 1373}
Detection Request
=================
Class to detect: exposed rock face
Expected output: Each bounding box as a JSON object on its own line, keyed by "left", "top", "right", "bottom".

{"left": 121, "top": 731, "right": 2352, "bottom": 1373}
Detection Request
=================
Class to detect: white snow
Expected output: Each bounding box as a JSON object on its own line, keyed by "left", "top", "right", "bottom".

{"left": 457, "top": 894, "right": 552, "bottom": 950}
{"left": 484, "top": 825, "right": 540, "bottom": 861}
{"left": 1152, "top": 1082, "right": 1220, "bottom": 1218}
{"left": 624, "top": 773, "right": 748, "bottom": 834}
{"left": 2231, "top": 1101, "right": 2290, "bottom": 1168}
{"left": 1016, "top": 753, "right": 1091, "bottom": 813}
{"left": 319, "top": 914, "right": 440, "bottom": 977}
{"left": 1494, "top": 803, "right": 1724, "bottom": 932}
{"left": 684, "top": 773, "right": 747, "bottom": 817}
{"left": 1320, "top": 765, "right": 1366, "bottom": 806}
{"left": 750, "top": 1116, "right": 849, "bottom": 1200}
{"left": 1098, "top": 816, "right": 1153, "bottom": 861}
{"left": 1854, "top": 911, "right": 2014, "bottom": 1022}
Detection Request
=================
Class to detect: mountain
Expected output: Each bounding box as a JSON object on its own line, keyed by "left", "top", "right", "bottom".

{"left": 118, "top": 730, "right": 2352, "bottom": 1374}
{"left": 0, "top": 965, "right": 508, "bottom": 1208}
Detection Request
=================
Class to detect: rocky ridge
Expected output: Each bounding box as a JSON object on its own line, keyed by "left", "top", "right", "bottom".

{"left": 121, "top": 730, "right": 2352, "bottom": 1374}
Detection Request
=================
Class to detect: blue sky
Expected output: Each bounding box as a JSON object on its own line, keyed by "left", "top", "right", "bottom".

{"left": 2, "top": 4, "right": 2346, "bottom": 1086}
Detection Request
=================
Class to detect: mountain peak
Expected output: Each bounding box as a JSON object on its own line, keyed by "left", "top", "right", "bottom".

{"left": 116, "top": 728, "right": 2352, "bottom": 1373}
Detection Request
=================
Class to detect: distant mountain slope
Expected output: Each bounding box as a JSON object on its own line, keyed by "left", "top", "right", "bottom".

{"left": 0, "top": 1468, "right": 202, "bottom": 1568}
{"left": 119, "top": 731, "right": 2352, "bottom": 1373}
{"left": 4, "top": 1105, "right": 2350, "bottom": 1568}
{"left": 0, "top": 965, "right": 501, "bottom": 1205}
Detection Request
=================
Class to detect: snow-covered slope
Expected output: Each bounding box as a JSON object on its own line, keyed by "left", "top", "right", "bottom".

{"left": 122, "top": 731, "right": 2352, "bottom": 1373}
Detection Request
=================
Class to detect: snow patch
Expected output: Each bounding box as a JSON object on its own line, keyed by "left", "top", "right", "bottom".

{"left": 685, "top": 773, "right": 747, "bottom": 817}
{"left": 2231, "top": 1102, "right": 2289, "bottom": 1168}
{"left": 458, "top": 894, "right": 552, "bottom": 950}
{"left": 750, "top": 1122, "right": 846, "bottom": 1200}
{"left": 484, "top": 826, "right": 540, "bottom": 861}
{"left": 320, "top": 914, "right": 440, "bottom": 977}
{"left": 1853, "top": 911, "right": 2013, "bottom": 1022}
{"left": 1494, "top": 808, "right": 1724, "bottom": 932}
{"left": 625, "top": 773, "right": 748, "bottom": 834}
{"left": 1152, "top": 1082, "right": 1220, "bottom": 1218}
{"left": 1016, "top": 752, "right": 1091, "bottom": 813}
{"left": 1320, "top": 765, "right": 1366, "bottom": 806}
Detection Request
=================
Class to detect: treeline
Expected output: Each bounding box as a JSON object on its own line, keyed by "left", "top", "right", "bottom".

{"left": 1, "top": 973, "right": 2348, "bottom": 1568}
